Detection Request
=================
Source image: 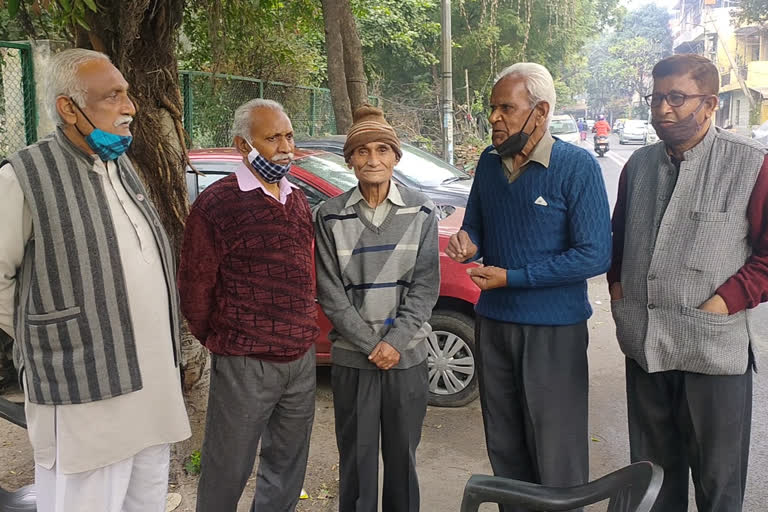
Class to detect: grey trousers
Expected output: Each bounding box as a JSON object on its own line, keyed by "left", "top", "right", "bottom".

{"left": 626, "top": 356, "right": 752, "bottom": 512}
{"left": 196, "top": 347, "right": 316, "bottom": 512}
{"left": 331, "top": 361, "right": 429, "bottom": 512}
{"left": 475, "top": 316, "right": 589, "bottom": 512}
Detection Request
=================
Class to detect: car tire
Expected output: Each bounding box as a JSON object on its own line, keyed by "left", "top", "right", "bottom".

{"left": 426, "top": 310, "right": 479, "bottom": 407}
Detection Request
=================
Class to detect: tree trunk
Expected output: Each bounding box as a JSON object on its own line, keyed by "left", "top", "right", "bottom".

{"left": 321, "top": 0, "right": 353, "bottom": 133}
{"left": 338, "top": 0, "right": 368, "bottom": 111}
{"left": 77, "top": 0, "right": 209, "bottom": 475}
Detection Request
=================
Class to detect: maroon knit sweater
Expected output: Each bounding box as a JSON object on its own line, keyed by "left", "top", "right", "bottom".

{"left": 178, "top": 174, "right": 318, "bottom": 361}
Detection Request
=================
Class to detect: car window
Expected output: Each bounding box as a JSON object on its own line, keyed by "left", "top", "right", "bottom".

{"left": 197, "top": 172, "right": 232, "bottom": 194}
{"left": 625, "top": 120, "right": 647, "bottom": 130}
{"left": 396, "top": 145, "right": 470, "bottom": 188}
{"left": 294, "top": 153, "right": 359, "bottom": 191}
{"left": 549, "top": 118, "right": 578, "bottom": 135}
{"left": 285, "top": 174, "right": 330, "bottom": 208}
{"left": 190, "top": 161, "right": 240, "bottom": 195}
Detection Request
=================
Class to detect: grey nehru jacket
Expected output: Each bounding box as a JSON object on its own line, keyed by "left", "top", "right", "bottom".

{"left": 612, "top": 124, "right": 767, "bottom": 375}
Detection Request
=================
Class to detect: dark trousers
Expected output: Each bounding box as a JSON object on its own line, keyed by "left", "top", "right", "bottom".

{"left": 626, "top": 357, "right": 752, "bottom": 512}
{"left": 196, "top": 347, "right": 316, "bottom": 512}
{"left": 331, "top": 361, "right": 428, "bottom": 512}
{"left": 475, "top": 316, "right": 589, "bottom": 512}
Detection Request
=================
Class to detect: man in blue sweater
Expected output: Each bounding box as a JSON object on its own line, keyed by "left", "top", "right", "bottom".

{"left": 447, "top": 63, "right": 611, "bottom": 510}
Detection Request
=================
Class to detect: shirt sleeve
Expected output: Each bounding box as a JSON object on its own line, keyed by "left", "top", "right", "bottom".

{"left": 383, "top": 205, "right": 441, "bottom": 353}
{"left": 177, "top": 204, "right": 220, "bottom": 343}
{"left": 716, "top": 155, "right": 768, "bottom": 314}
{"left": 0, "top": 163, "right": 33, "bottom": 339}
{"left": 607, "top": 165, "right": 628, "bottom": 286}
{"left": 314, "top": 209, "right": 384, "bottom": 354}
{"left": 506, "top": 154, "right": 613, "bottom": 287}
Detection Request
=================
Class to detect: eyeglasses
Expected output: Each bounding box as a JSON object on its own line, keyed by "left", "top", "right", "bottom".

{"left": 644, "top": 92, "right": 709, "bottom": 108}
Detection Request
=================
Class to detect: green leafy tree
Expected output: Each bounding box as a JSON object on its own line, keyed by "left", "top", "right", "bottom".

{"left": 732, "top": 0, "right": 768, "bottom": 26}
{"left": 585, "top": 3, "right": 672, "bottom": 117}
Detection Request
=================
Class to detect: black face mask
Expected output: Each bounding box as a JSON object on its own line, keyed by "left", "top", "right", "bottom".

{"left": 495, "top": 105, "right": 537, "bottom": 158}
{"left": 651, "top": 99, "right": 708, "bottom": 147}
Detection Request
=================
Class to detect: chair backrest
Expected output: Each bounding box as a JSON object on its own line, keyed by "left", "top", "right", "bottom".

{"left": 0, "top": 398, "right": 25, "bottom": 429}
{"left": 460, "top": 462, "right": 664, "bottom": 512}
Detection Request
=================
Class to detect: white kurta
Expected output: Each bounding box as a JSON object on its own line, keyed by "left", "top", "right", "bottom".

{"left": 0, "top": 159, "right": 190, "bottom": 474}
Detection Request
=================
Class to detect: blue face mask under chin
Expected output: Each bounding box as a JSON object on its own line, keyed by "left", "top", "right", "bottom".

{"left": 71, "top": 100, "right": 133, "bottom": 161}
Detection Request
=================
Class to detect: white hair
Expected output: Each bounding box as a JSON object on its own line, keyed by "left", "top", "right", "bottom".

{"left": 46, "top": 49, "right": 112, "bottom": 126}
{"left": 494, "top": 62, "right": 557, "bottom": 127}
{"left": 231, "top": 98, "right": 286, "bottom": 144}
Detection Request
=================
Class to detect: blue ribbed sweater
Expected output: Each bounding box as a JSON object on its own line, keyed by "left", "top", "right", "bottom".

{"left": 461, "top": 140, "right": 612, "bottom": 325}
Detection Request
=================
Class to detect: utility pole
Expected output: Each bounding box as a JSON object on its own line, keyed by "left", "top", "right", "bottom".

{"left": 465, "top": 68, "right": 470, "bottom": 110}
{"left": 441, "top": 0, "right": 454, "bottom": 165}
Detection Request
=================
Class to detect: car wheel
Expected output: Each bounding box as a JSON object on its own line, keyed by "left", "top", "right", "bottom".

{"left": 426, "top": 310, "right": 478, "bottom": 407}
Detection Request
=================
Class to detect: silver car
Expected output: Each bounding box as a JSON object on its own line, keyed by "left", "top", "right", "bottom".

{"left": 620, "top": 119, "right": 648, "bottom": 145}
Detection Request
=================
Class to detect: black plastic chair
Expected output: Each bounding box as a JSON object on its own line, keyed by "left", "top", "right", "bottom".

{"left": 0, "top": 397, "right": 36, "bottom": 511}
{"left": 460, "top": 461, "right": 663, "bottom": 512}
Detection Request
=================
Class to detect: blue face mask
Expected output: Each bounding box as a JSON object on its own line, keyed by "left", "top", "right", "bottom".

{"left": 72, "top": 100, "right": 133, "bottom": 161}
{"left": 246, "top": 143, "right": 292, "bottom": 183}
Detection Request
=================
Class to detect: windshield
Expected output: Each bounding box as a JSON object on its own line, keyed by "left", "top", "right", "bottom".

{"left": 294, "top": 152, "right": 359, "bottom": 191}
{"left": 396, "top": 145, "right": 470, "bottom": 187}
{"left": 549, "top": 118, "right": 578, "bottom": 135}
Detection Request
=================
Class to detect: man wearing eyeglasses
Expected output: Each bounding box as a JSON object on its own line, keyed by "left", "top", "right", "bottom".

{"left": 608, "top": 54, "right": 768, "bottom": 511}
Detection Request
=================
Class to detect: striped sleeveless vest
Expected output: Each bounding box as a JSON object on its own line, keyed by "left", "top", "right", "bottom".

{"left": 3, "top": 129, "right": 181, "bottom": 405}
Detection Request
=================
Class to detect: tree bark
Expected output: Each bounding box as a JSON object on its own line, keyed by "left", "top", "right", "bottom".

{"left": 76, "top": 0, "right": 209, "bottom": 472}
{"left": 321, "top": 0, "right": 353, "bottom": 133}
{"left": 337, "top": 0, "right": 368, "bottom": 111}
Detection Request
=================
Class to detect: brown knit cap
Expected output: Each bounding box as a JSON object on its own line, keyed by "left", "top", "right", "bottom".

{"left": 343, "top": 104, "right": 402, "bottom": 162}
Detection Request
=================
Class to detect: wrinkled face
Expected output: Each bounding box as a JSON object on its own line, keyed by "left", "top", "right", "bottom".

{"left": 70, "top": 59, "right": 136, "bottom": 137}
{"left": 650, "top": 73, "right": 717, "bottom": 129}
{"left": 348, "top": 142, "right": 399, "bottom": 187}
{"left": 235, "top": 107, "right": 295, "bottom": 164}
{"left": 488, "top": 74, "right": 541, "bottom": 147}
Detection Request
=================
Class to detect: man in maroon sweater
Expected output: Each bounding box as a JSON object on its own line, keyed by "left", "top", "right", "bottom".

{"left": 178, "top": 99, "right": 319, "bottom": 512}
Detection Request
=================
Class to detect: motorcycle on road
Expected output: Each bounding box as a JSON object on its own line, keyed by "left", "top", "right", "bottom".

{"left": 594, "top": 135, "right": 610, "bottom": 157}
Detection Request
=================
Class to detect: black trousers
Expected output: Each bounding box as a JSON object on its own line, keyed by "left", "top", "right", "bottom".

{"left": 626, "top": 357, "right": 752, "bottom": 512}
{"left": 475, "top": 316, "right": 589, "bottom": 512}
{"left": 331, "top": 361, "right": 428, "bottom": 512}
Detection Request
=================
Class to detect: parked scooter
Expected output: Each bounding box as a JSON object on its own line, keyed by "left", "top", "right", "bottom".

{"left": 594, "top": 135, "right": 610, "bottom": 157}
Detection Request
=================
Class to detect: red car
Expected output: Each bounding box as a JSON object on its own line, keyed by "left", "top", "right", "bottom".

{"left": 187, "top": 148, "right": 480, "bottom": 407}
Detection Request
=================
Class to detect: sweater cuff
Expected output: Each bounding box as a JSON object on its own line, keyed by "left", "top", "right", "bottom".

{"left": 715, "top": 281, "right": 746, "bottom": 315}
{"left": 506, "top": 268, "right": 528, "bottom": 288}
{"left": 359, "top": 332, "right": 383, "bottom": 354}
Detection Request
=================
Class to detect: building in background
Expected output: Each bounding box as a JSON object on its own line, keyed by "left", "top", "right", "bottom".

{"left": 671, "top": 0, "right": 768, "bottom": 136}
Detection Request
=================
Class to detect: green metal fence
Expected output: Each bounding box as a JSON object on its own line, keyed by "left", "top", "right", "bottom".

{"left": 181, "top": 70, "right": 380, "bottom": 148}
{"left": 0, "top": 52, "right": 377, "bottom": 156}
{"left": 0, "top": 42, "right": 37, "bottom": 159}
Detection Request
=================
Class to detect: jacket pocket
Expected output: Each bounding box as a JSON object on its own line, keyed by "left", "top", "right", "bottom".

{"left": 27, "top": 306, "right": 81, "bottom": 325}
{"left": 611, "top": 298, "right": 647, "bottom": 365}
{"left": 676, "top": 305, "right": 749, "bottom": 374}
{"left": 684, "top": 211, "right": 731, "bottom": 272}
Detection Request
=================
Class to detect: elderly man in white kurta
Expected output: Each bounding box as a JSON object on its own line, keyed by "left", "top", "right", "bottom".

{"left": 0, "top": 49, "right": 189, "bottom": 512}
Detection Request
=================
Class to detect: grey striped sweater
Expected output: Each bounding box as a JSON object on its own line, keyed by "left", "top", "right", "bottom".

{"left": 314, "top": 184, "right": 440, "bottom": 369}
{"left": 3, "top": 129, "right": 181, "bottom": 405}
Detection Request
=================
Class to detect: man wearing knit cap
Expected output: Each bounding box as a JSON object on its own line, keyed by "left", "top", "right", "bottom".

{"left": 315, "top": 105, "right": 440, "bottom": 512}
